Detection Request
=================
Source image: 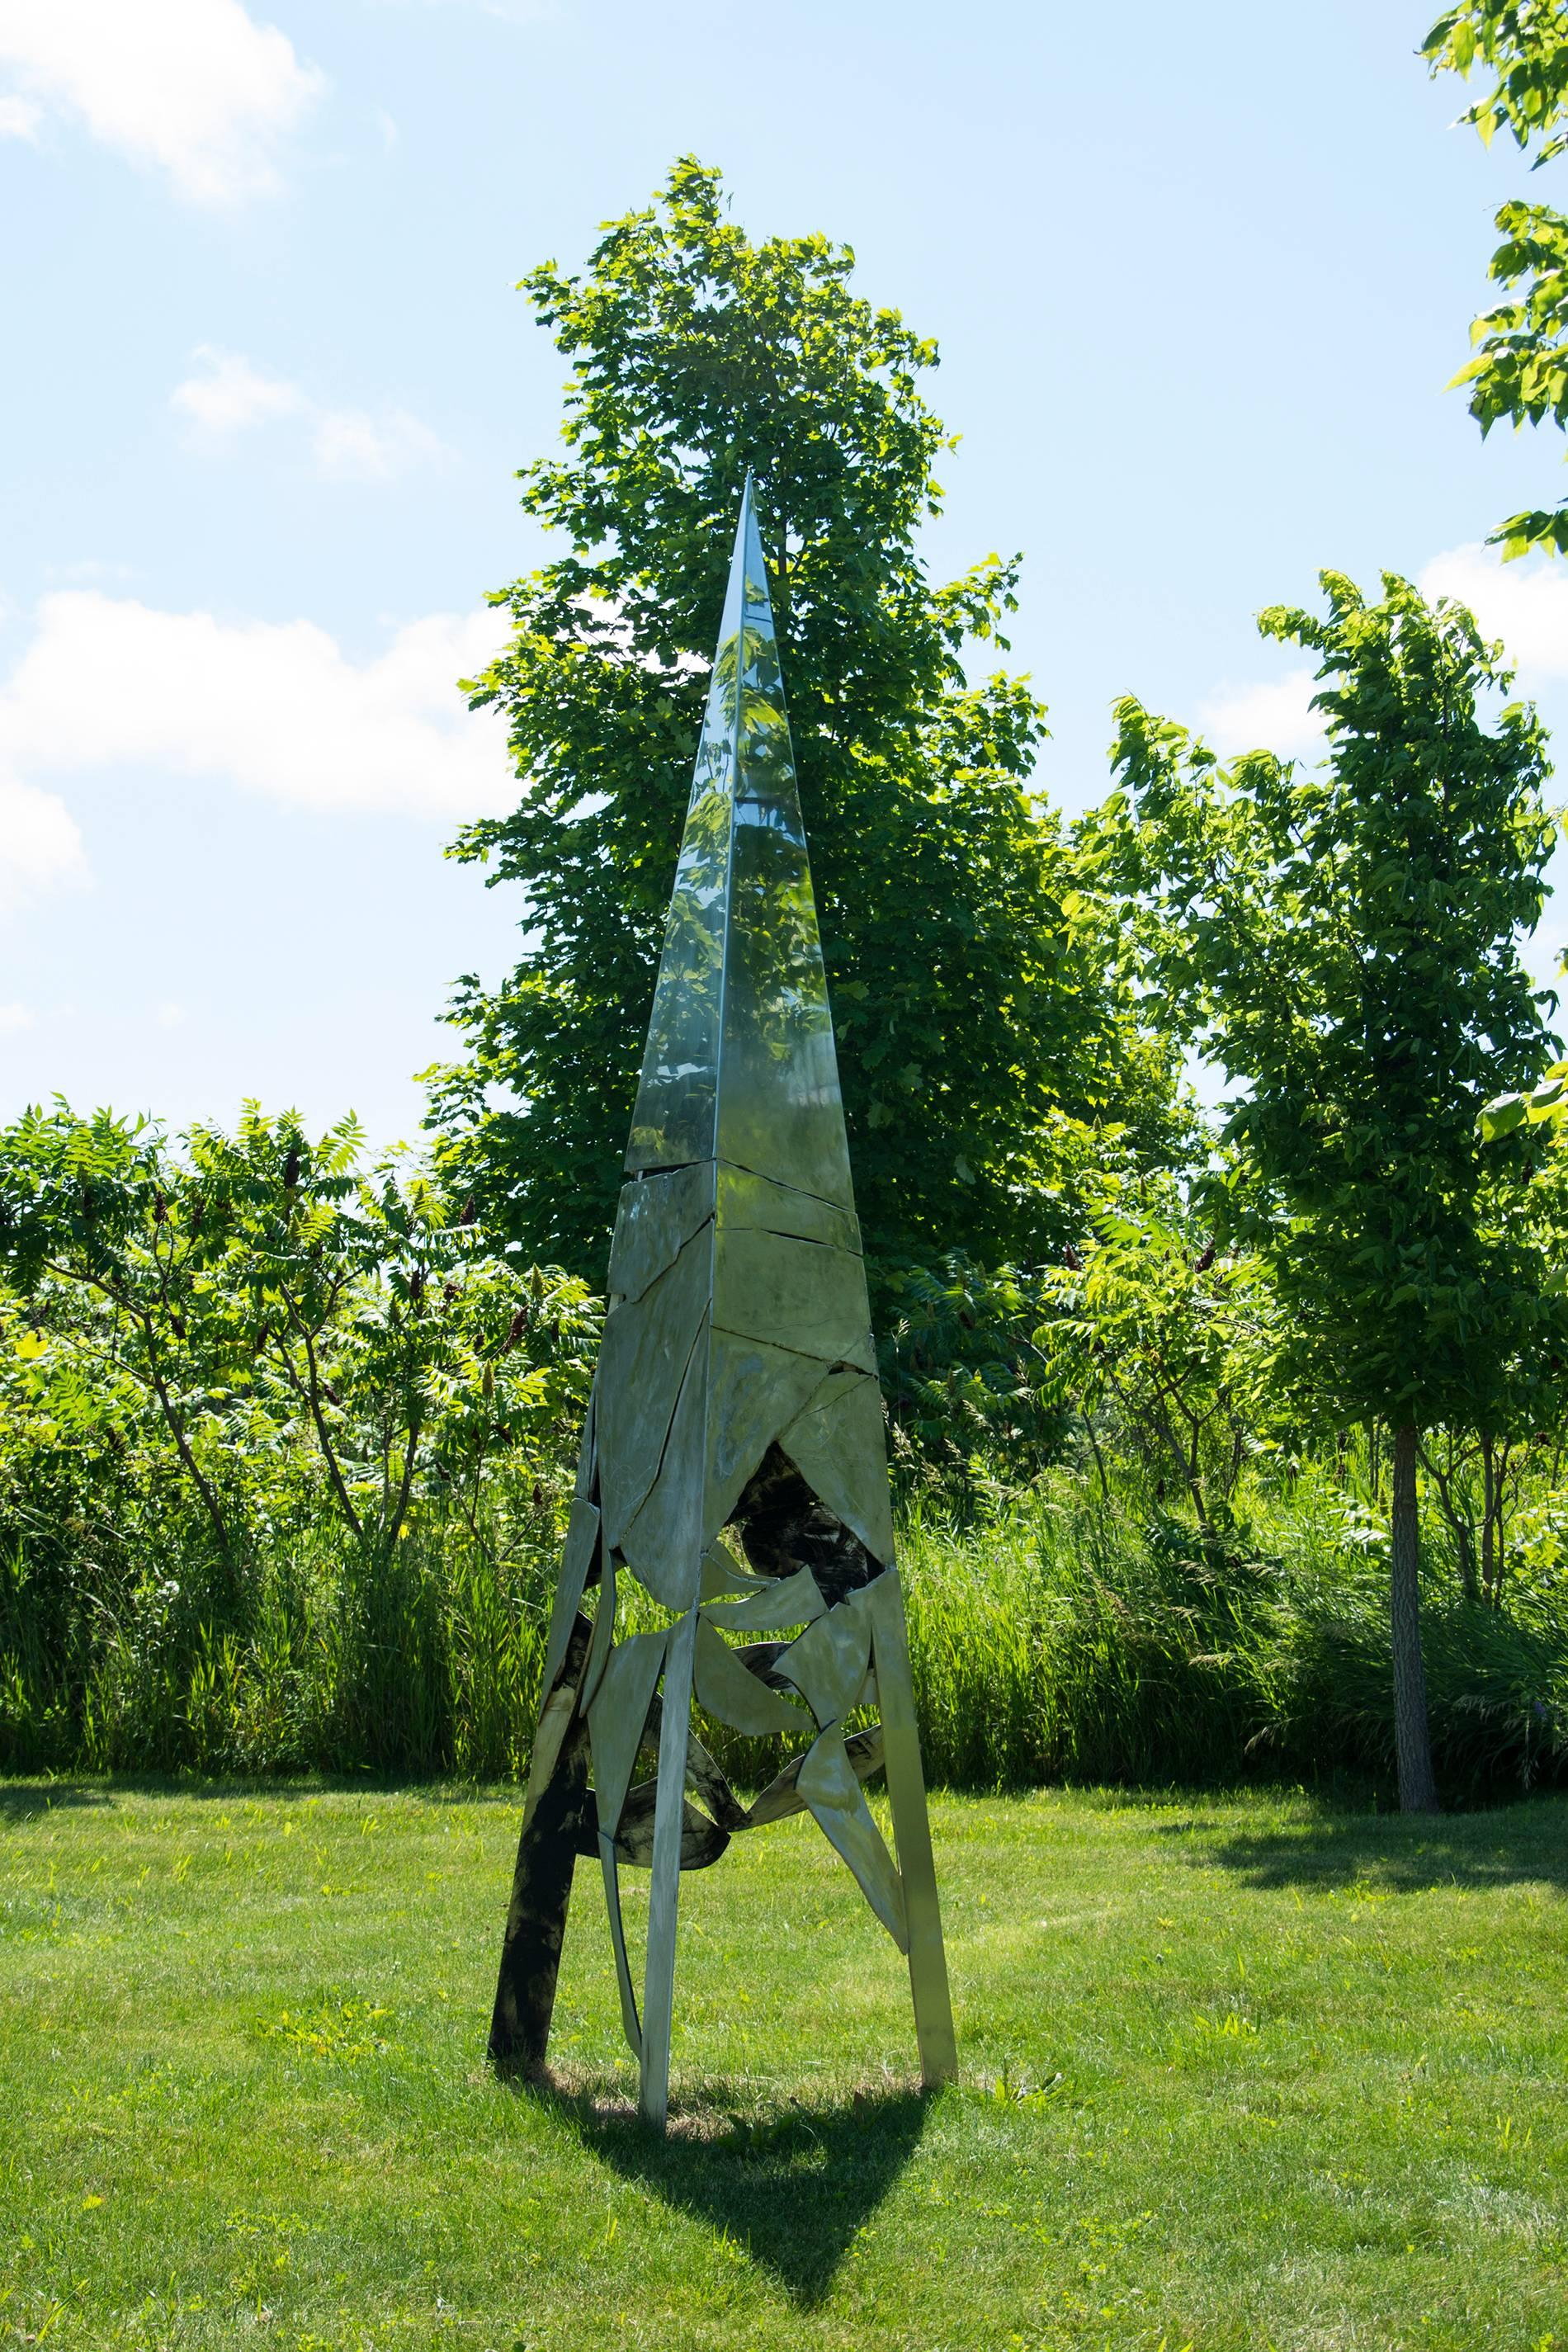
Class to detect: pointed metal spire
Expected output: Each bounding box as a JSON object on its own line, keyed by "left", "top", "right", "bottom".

{"left": 627, "top": 475, "right": 854, "bottom": 1207}
{"left": 489, "top": 477, "right": 954, "bottom": 2131}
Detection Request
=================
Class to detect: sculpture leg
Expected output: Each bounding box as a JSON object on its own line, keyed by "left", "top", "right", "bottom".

{"left": 871, "top": 1573, "right": 957, "bottom": 2085}
{"left": 638, "top": 1603, "right": 697, "bottom": 2130}
{"left": 489, "top": 1707, "right": 589, "bottom": 2073}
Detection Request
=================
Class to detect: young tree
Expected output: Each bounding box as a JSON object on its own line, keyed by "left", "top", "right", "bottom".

{"left": 431, "top": 157, "right": 1176, "bottom": 1283}
{"left": 1424, "top": 3, "right": 1568, "bottom": 555}
{"left": 1096, "top": 570, "right": 1559, "bottom": 1809}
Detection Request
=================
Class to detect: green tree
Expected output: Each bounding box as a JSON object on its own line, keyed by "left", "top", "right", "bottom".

{"left": 431, "top": 157, "right": 1174, "bottom": 1283}
{"left": 1095, "top": 569, "right": 1559, "bottom": 1809}
{"left": 1424, "top": 3, "right": 1568, "bottom": 555}
{"left": 0, "top": 1103, "right": 597, "bottom": 1573}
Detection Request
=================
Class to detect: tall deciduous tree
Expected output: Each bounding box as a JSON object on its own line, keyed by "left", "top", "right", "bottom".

{"left": 1424, "top": 3, "right": 1568, "bottom": 555}
{"left": 430, "top": 158, "right": 1175, "bottom": 1283}
{"left": 1096, "top": 570, "right": 1559, "bottom": 1810}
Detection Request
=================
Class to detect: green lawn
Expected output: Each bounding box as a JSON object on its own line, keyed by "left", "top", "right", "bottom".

{"left": 2, "top": 1778, "right": 1565, "bottom": 2350}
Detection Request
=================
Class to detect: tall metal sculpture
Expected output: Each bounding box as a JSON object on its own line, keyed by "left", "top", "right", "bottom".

{"left": 489, "top": 477, "right": 956, "bottom": 2129}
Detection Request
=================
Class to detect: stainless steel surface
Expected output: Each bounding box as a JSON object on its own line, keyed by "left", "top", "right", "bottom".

{"left": 716, "top": 1162, "right": 861, "bottom": 1255}
{"left": 713, "top": 1225, "right": 876, "bottom": 1371}
{"left": 700, "top": 1562, "right": 826, "bottom": 1632}
{"left": 693, "top": 1615, "right": 811, "bottom": 1736}
{"left": 541, "top": 1497, "right": 601, "bottom": 1698}
{"left": 798, "top": 1727, "right": 909, "bottom": 1950}
{"left": 617, "top": 1317, "right": 708, "bottom": 1610}
{"left": 607, "top": 1164, "right": 716, "bottom": 1304}
{"left": 595, "top": 1229, "right": 711, "bottom": 1548}
{"left": 588, "top": 1626, "right": 668, "bottom": 1840}
{"left": 704, "top": 1326, "right": 832, "bottom": 1535}
{"left": 779, "top": 1369, "right": 896, "bottom": 1565}
{"left": 776, "top": 1585, "right": 876, "bottom": 1727}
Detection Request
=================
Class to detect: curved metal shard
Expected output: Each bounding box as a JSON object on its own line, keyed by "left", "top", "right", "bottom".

{"left": 588, "top": 1627, "right": 668, "bottom": 1839}
{"left": 778, "top": 1370, "right": 896, "bottom": 1566}
{"left": 700, "top": 1562, "right": 827, "bottom": 1632}
{"left": 798, "top": 1727, "right": 908, "bottom": 1951}
{"left": 693, "top": 1615, "right": 812, "bottom": 1736}
{"left": 776, "top": 1584, "right": 875, "bottom": 1727}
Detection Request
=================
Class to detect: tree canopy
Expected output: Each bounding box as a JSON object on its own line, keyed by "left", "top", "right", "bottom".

{"left": 430, "top": 157, "right": 1177, "bottom": 1285}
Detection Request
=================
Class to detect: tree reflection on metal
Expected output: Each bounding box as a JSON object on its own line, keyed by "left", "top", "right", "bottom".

{"left": 489, "top": 478, "right": 957, "bottom": 2129}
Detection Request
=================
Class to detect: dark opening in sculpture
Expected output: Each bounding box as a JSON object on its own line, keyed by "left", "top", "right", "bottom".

{"left": 489, "top": 477, "right": 956, "bottom": 2129}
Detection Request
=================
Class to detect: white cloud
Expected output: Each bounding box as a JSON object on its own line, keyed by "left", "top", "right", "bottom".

{"left": 311, "top": 406, "right": 448, "bottom": 483}
{"left": 0, "top": 593, "right": 512, "bottom": 852}
{"left": 0, "top": 0, "right": 324, "bottom": 204}
{"left": 156, "top": 1003, "right": 186, "bottom": 1030}
{"left": 172, "top": 347, "right": 449, "bottom": 481}
{"left": 1197, "top": 665, "right": 1325, "bottom": 761}
{"left": 0, "top": 1002, "right": 36, "bottom": 1032}
{"left": 0, "top": 773, "right": 88, "bottom": 911}
{"left": 172, "top": 347, "right": 306, "bottom": 436}
{"left": 1419, "top": 544, "right": 1568, "bottom": 683}
{"left": 0, "top": 91, "right": 40, "bottom": 139}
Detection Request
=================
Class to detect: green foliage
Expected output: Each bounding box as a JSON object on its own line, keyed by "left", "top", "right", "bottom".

{"left": 1095, "top": 569, "right": 1560, "bottom": 1437}
{"left": 1425, "top": 4, "right": 1568, "bottom": 555}
{"left": 0, "top": 1102, "right": 597, "bottom": 1771}
{"left": 1037, "top": 1178, "right": 1281, "bottom": 1530}
{"left": 431, "top": 155, "right": 1177, "bottom": 1281}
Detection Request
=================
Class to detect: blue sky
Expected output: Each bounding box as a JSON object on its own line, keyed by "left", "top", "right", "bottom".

{"left": 2, "top": 0, "right": 1566, "bottom": 1150}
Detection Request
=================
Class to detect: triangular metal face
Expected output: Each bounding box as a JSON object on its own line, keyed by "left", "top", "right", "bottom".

{"left": 627, "top": 481, "right": 853, "bottom": 1209}
{"left": 490, "top": 479, "right": 953, "bottom": 2132}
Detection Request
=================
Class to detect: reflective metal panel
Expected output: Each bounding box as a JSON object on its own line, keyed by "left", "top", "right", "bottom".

{"left": 693, "top": 1616, "right": 811, "bottom": 1736}
{"left": 777, "top": 1585, "right": 873, "bottom": 1726}
{"left": 779, "top": 1370, "right": 896, "bottom": 1566}
{"left": 714, "top": 496, "right": 855, "bottom": 1209}
{"left": 588, "top": 1627, "right": 668, "bottom": 1840}
{"left": 624, "top": 550, "right": 744, "bottom": 1175}
{"left": 607, "top": 1164, "right": 716, "bottom": 1305}
{"left": 798, "top": 1728, "right": 908, "bottom": 1950}
{"left": 700, "top": 1563, "right": 826, "bottom": 1633}
{"left": 713, "top": 1226, "right": 876, "bottom": 1372}
{"left": 716, "top": 1162, "right": 861, "bottom": 1255}
{"left": 704, "top": 1327, "right": 831, "bottom": 1537}
{"left": 596, "top": 1229, "right": 711, "bottom": 1547}
{"left": 599, "top": 1835, "right": 643, "bottom": 2060}
{"left": 541, "top": 1498, "right": 602, "bottom": 1697}
{"left": 619, "top": 1319, "right": 708, "bottom": 1611}
{"left": 746, "top": 1724, "right": 885, "bottom": 1828}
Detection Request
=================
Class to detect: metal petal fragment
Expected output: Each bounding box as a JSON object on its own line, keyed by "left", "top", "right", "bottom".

{"left": 798, "top": 1727, "right": 908, "bottom": 1950}
{"left": 602, "top": 1783, "right": 730, "bottom": 1871}
{"left": 776, "top": 1585, "right": 874, "bottom": 1726}
{"left": 693, "top": 1616, "right": 811, "bottom": 1736}
{"left": 618, "top": 1323, "right": 708, "bottom": 1609}
{"left": 700, "top": 1563, "right": 827, "bottom": 1633}
{"left": 745, "top": 1723, "right": 885, "bottom": 1828}
{"left": 588, "top": 1627, "right": 668, "bottom": 1840}
{"left": 541, "top": 1498, "right": 601, "bottom": 1697}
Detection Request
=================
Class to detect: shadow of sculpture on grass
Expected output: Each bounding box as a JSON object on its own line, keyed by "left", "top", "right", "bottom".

{"left": 1164, "top": 1792, "right": 1568, "bottom": 1896}
{"left": 524, "top": 2073, "right": 931, "bottom": 2304}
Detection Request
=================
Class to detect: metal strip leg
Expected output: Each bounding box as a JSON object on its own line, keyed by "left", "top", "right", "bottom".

{"left": 638, "top": 1602, "right": 697, "bottom": 2130}
{"left": 870, "top": 1571, "right": 957, "bottom": 2085}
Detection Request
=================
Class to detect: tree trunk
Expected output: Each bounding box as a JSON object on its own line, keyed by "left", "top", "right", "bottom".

{"left": 1390, "top": 1422, "right": 1439, "bottom": 1814}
